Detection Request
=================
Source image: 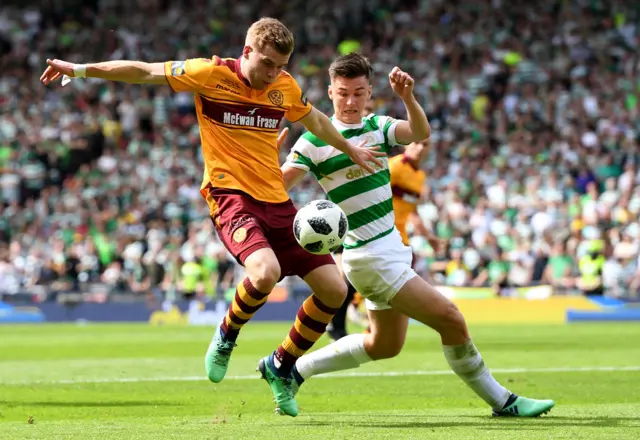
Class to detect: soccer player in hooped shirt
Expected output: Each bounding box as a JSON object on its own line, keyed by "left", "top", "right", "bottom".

{"left": 40, "top": 18, "right": 385, "bottom": 417}
{"left": 328, "top": 116, "right": 439, "bottom": 340}
{"left": 279, "top": 52, "right": 555, "bottom": 417}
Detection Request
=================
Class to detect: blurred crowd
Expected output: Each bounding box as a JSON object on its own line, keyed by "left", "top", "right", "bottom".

{"left": 0, "top": 0, "right": 639, "bottom": 300}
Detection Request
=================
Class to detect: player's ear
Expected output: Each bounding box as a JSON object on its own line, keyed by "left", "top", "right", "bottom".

{"left": 367, "top": 85, "right": 372, "bottom": 99}
{"left": 242, "top": 45, "right": 252, "bottom": 59}
{"left": 328, "top": 85, "right": 333, "bottom": 100}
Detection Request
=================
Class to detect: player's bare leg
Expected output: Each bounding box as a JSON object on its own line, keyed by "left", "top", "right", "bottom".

{"left": 390, "top": 277, "right": 554, "bottom": 417}
{"left": 293, "top": 276, "right": 555, "bottom": 417}
{"left": 293, "top": 307, "right": 408, "bottom": 391}
{"left": 206, "top": 248, "right": 280, "bottom": 383}
{"left": 325, "top": 251, "right": 349, "bottom": 340}
{"left": 258, "top": 264, "right": 347, "bottom": 417}
{"left": 362, "top": 308, "right": 409, "bottom": 359}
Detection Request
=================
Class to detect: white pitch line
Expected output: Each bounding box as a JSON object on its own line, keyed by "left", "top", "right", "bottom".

{"left": 3, "top": 365, "right": 640, "bottom": 386}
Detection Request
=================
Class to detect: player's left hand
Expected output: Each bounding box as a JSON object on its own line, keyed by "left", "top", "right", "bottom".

{"left": 348, "top": 141, "right": 386, "bottom": 174}
{"left": 389, "top": 66, "right": 415, "bottom": 100}
{"left": 276, "top": 127, "right": 289, "bottom": 149}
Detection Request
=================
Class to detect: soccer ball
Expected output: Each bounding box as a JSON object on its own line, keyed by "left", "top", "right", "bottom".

{"left": 293, "top": 200, "right": 348, "bottom": 255}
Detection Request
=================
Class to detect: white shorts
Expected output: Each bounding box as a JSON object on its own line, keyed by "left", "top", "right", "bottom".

{"left": 342, "top": 228, "right": 418, "bottom": 311}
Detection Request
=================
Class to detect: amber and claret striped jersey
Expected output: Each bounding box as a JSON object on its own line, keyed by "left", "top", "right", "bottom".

{"left": 164, "top": 56, "right": 312, "bottom": 204}
{"left": 388, "top": 154, "right": 426, "bottom": 246}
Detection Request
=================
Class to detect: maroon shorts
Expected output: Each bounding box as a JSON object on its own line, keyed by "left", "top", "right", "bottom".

{"left": 206, "top": 187, "right": 334, "bottom": 281}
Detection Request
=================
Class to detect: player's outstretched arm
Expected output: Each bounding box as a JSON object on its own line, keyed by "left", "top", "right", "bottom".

{"left": 388, "top": 67, "right": 431, "bottom": 144}
{"left": 40, "top": 59, "right": 168, "bottom": 86}
{"left": 299, "top": 107, "right": 386, "bottom": 174}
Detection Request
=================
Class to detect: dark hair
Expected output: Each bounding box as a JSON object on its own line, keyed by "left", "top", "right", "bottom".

{"left": 329, "top": 52, "right": 373, "bottom": 80}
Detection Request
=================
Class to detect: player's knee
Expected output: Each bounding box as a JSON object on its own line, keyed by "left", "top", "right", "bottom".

{"left": 365, "top": 326, "right": 405, "bottom": 360}
{"left": 248, "top": 261, "right": 281, "bottom": 293}
{"left": 438, "top": 301, "right": 469, "bottom": 341}
{"left": 309, "top": 267, "right": 348, "bottom": 307}
{"left": 329, "top": 278, "right": 348, "bottom": 302}
{"left": 366, "top": 333, "right": 405, "bottom": 360}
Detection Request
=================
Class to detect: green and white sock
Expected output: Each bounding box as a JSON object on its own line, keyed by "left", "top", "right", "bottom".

{"left": 443, "top": 340, "right": 511, "bottom": 410}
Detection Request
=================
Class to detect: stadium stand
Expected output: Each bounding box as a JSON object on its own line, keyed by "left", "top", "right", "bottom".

{"left": 0, "top": 0, "right": 639, "bottom": 302}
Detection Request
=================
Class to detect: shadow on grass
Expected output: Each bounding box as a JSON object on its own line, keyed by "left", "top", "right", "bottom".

{"left": 0, "top": 400, "right": 178, "bottom": 408}
{"left": 294, "top": 414, "right": 639, "bottom": 430}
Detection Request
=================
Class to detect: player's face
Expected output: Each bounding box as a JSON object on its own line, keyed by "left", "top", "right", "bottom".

{"left": 243, "top": 44, "right": 290, "bottom": 89}
{"left": 329, "top": 75, "right": 372, "bottom": 124}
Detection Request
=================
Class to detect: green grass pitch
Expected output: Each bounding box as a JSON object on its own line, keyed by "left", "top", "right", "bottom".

{"left": 1, "top": 322, "right": 639, "bottom": 439}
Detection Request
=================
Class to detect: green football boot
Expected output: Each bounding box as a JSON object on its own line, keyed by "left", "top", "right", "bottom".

{"left": 204, "top": 325, "right": 236, "bottom": 383}
{"left": 257, "top": 354, "right": 299, "bottom": 417}
{"left": 493, "top": 394, "right": 555, "bottom": 417}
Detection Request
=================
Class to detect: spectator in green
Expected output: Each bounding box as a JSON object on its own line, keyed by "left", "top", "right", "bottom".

{"left": 543, "top": 241, "right": 575, "bottom": 291}
{"left": 472, "top": 248, "right": 511, "bottom": 295}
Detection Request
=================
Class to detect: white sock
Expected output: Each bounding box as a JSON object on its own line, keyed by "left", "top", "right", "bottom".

{"left": 443, "top": 340, "right": 512, "bottom": 411}
{"left": 295, "top": 334, "right": 372, "bottom": 380}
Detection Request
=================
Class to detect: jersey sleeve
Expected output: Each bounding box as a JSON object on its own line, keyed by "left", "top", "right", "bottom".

{"left": 164, "top": 58, "right": 217, "bottom": 92}
{"left": 284, "top": 134, "right": 316, "bottom": 173}
{"left": 376, "top": 115, "right": 407, "bottom": 150}
{"left": 284, "top": 77, "right": 312, "bottom": 123}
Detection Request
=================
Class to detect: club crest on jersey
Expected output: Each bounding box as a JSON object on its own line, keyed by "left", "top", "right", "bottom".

{"left": 233, "top": 227, "right": 247, "bottom": 243}
{"left": 268, "top": 90, "right": 284, "bottom": 106}
{"left": 351, "top": 132, "right": 379, "bottom": 147}
{"left": 171, "top": 61, "right": 186, "bottom": 76}
{"left": 364, "top": 133, "right": 378, "bottom": 145}
{"left": 286, "top": 151, "right": 299, "bottom": 163}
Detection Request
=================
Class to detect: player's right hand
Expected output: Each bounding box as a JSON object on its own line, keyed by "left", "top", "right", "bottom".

{"left": 389, "top": 66, "right": 415, "bottom": 100}
{"left": 40, "top": 59, "right": 75, "bottom": 85}
{"left": 348, "top": 140, "right": 386, "bottom": 174}
{"left": 276, "top": 127, "right": 289, "bottom": 149}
